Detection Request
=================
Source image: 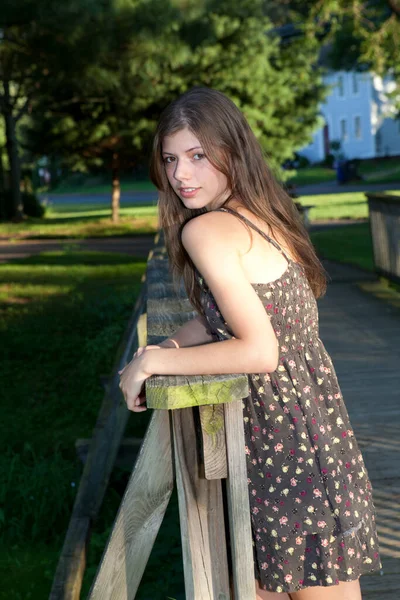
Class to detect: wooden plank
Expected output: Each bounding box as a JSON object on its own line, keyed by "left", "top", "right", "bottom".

{"left": 223, "top": 400, "right": 255, "bottom": 600}
{"left": 49, "top": 289, "right": 147, "bottom": 599}
{"left": 147, "top": 296, "right": 193, "bottom": 314}
{"left": 49, "top": 517, "right": 90, "bottom": 600}
{"left": 88, "top": 409, "right": 174, "bottom": 600}
{"left": 199, "top": 404, "right": 228, "bottom": 480}
{"left": 171, "top": 407, "right": 230, "bottom": 600}
{"left": 146, "top": 371, "right": 249, "bottom": 410}
{"left": 361, "top": 571, "right": 399, "bottom": 593}
{"left": 147, "top": 311, "right": 199, "bottom": 338}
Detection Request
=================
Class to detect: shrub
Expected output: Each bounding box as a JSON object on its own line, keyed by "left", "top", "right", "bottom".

{"left": 0, "top": 191, "right": 46, "bottom": 220}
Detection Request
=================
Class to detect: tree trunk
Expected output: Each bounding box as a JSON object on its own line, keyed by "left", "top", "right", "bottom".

{"left": 3, "top": 79, "right": 23, "bottom": 220}
{"left": 111, "top": 153, "right": 120, "bottom": 224}
{"left": 0, "top": 146, "right": 6, "bottom": 220}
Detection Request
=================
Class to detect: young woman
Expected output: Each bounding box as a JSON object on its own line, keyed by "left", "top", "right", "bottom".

{"left": 119, "top": 87, "right": 381, "bottom": 599}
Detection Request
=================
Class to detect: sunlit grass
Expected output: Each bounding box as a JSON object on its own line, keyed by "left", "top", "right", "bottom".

{"left": 298, "top": 190, "right": 400, "bottom": 221}
{"left": 0, "top": 203, "right": 159, "bottom": 239}
{"left": 0, "top": 191, "right": 399, "bottom": 240}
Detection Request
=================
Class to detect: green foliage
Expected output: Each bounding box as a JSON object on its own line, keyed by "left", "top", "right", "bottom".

{"left": 0, "top": 191, "right": 46, "bottom": 220}
{"left": 304, "top": 1, "right": 400, "bottom": 92}
{"left": 24, "top": 0, "right": 327, "bottom": 188}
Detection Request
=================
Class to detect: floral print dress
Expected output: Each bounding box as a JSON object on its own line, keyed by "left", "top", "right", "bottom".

{"left": 196, "top": 206, "right": 381, "bottom": 594}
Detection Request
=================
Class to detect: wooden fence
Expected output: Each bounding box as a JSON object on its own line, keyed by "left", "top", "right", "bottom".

{"left": 366, "top": 192, "right": 400, "bottom": 285}
{"left": 51, "top": 230, "right": 256, "bottom": 599}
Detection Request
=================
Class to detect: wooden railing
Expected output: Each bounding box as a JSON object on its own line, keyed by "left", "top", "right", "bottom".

{"left": 49, "top": 282, "right": 147, "bottom": 599}
{"left": 366, "top": 193, "right": 400, "bottom": 285}
{"left": 88, "top": 230, "right": 255, "bottom": 599}
{"left": 51, "top": 230, "right": 256, "bottom": 599}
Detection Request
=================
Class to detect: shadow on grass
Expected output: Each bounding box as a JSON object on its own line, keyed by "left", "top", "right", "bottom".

{"left": 0, "top": 251, "right": 147, "bottom": 291}
{"left": 46, "top": 201, "right": 157, "bottom": 215}
{"left": 7, "top": 251, "right": 146, "bottom": 267}
{"left": 0, "top": 248, "right": 186, "bottom": 599}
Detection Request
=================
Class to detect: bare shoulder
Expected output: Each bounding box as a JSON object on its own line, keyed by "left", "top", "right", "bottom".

{"left": 181, "top": 210, "right": 240, "bottom": 252}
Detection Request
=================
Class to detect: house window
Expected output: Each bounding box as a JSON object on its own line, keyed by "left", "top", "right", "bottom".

{"left": 354, "top": 116, "right": 362, "bottom": 139}
{"left": 337, "top": 75, "right": 344, "bottom": 97}
{"left": 340, "top": 118, "right": 348, "bottom": 141}
{"left": 352, "top": 73, "right": 359, "bottom": 94}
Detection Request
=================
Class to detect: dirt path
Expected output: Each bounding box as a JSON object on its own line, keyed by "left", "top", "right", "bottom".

{"left": 0, "top": 235, "right": 156, "bottom": 263}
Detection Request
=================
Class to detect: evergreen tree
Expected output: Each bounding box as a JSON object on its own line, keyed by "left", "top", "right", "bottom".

{"left": 28, "top": 0, "right": 327, "bottom": 222}
{"left": 0, "top": 0, "right": 115, "bottom": 219}
{"left": 303, "top": 1, "right": 400, "bottom": 86}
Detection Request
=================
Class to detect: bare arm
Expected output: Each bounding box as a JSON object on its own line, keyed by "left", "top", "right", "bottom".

{"left": 140, "top": 212, "right": 279, "bottom": 376}
{"left": 158, "top": 314, "right": 215, "bottom": 349}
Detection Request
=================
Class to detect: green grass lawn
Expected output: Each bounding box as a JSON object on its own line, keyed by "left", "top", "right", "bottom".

{"left": 42, "top": 173, "right": 157, "bottom": 195}
{"left": 2, "top": 192, "right": 399, "bottom": 240}
{"left": 0, "top": 204, "right": 159, "bottom": 239}
{"left": 0, "top": 250, "right": 184, "bottom": 599}
{"left": 289, "top": 158, "right": 400, "bottom": 187}
{"left": 288, "top": 166, "right": 336, "bottom": 187}
{"left": 357, "top": 156, "right": 400, "bottom": 183}
{"left": 310, "top": 223, "right": 374, "bottom": 272}
{"left": 298, "top": 190, "right": 400, "bottom": 221}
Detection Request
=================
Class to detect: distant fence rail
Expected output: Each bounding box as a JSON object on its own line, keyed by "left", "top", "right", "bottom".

{"left": 366, "top": 192, "right": 400, "bottom": 285}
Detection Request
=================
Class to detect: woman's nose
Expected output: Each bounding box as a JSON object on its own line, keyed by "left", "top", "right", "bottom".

{"left": 173, "top": 159, "right": 192, "bottom": 182}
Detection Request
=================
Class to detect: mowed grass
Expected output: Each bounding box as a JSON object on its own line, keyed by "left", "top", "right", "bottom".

{"left": 0, "top": 250, "right": 184, "bottom": 599}
{"left": 288, "top": 166, "right": 336, "bottom": 186}
{"left": 43, "top": 173, "right": 157, "bottom": 195}
{"left": 0, "top": 203, "right": 159, "bottom": 239}
{"left": 297, "top": 190, "right": 400, "bottom": 221}
{"left": 357, "top": 156, "right": 400, "bottom": 183}
{"left": 310, "top": 223, "right": 374, "bottom": 272}
{"left": 2, "top": 191, "right": 400, "bottom": 240}
{"left": 289, "top": 158, "right": 400, "bottom": 187}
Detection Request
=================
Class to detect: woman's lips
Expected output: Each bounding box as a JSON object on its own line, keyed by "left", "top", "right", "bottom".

{"left": 179, "top": 187, "right": 200, "bottom": 198}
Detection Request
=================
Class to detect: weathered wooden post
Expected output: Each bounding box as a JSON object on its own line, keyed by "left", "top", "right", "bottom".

{"left": 88, "top": 232, "right": 255, "bottom": 600}
{"left": 366, "top": 192, "right": 400, "bottom": 284}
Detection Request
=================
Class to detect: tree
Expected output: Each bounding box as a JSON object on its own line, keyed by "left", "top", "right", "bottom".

{"left": 176, "top": 0, "right": 327, "bottom": 172}
{"left": 25, "top": 0, "right": 190, "bottom": 222}
{"left": 28, "top": 0, "right": 327, "bottom": 222}
{"left": 0, "top": 0, "right": 128, "bottom": 220}
{"left": 304, "top": 1, "right": 400, "bottom": 78}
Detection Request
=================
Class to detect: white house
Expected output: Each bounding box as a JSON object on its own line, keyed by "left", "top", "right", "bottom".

{"left": 298, "top": 70, "right": 400, "bottom": 163}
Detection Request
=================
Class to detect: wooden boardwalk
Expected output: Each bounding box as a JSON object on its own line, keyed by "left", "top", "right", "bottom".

{"left": 318, "top": 260, "right": 400, "bottom": 599}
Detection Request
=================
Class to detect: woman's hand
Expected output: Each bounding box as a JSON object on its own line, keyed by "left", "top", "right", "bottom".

{"left": 118, "top": 345, "right": 162, "bottom": 412}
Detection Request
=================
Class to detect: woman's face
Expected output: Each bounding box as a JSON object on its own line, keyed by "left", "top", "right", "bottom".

{"left": 162, "top": 128, "right": 231, "bottom": 211}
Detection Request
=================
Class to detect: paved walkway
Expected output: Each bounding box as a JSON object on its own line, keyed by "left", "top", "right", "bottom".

{"left": 296, "top": 181, "right": 400, "bottom": 196}
{"left": 37, "top": 180, "right": 400, "bottom": 207}
{"left": 317, "top": 263, "right": 400, "bottom": 599}
{"left": 0, "top": 235, "right": 156, "bottom": 263}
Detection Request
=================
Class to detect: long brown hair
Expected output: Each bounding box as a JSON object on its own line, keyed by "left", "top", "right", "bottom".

{"left": 149, "top": 87, "right": 327, "bottom": 315}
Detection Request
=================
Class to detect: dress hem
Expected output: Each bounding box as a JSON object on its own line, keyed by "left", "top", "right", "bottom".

{"left": 256, "top": 563, "right": 383, "bottom": 594}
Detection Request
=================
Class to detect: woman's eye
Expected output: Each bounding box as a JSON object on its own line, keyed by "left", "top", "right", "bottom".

{"left": 193, "top": 153, "right": 205, "bottom": 160}
{"left": 163, "top": 156, "right": 175, "bottom": 164}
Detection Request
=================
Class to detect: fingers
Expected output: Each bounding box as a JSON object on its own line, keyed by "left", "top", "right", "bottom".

{"left": 126, "top": 396, "right": 147, "bottom": 412}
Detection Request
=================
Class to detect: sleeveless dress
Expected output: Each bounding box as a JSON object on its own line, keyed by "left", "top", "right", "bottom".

{"left": 195, "top": 206, "right": 382, "bottom": 594}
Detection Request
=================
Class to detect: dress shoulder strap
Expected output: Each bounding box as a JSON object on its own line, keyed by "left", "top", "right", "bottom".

{"left": 216, "top": 206, "right": 291, "bottom": 262}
